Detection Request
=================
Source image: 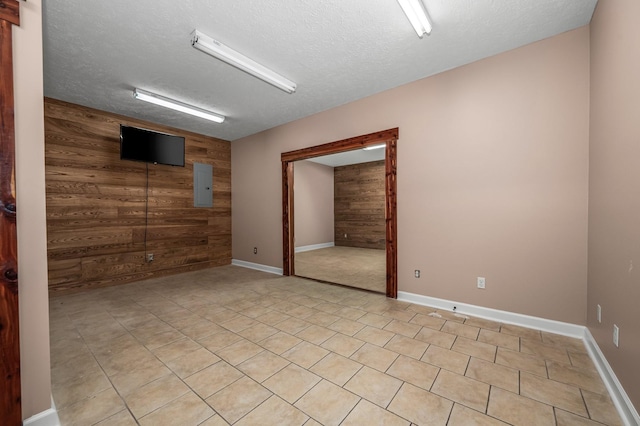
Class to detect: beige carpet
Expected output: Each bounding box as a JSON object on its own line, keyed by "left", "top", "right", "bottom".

{"left": 295, "top": 246, "right": 386, "bottom": 293}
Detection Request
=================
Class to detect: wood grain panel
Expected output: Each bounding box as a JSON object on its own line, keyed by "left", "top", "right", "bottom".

{"left": 0, "top": 1, "right": 21, "bottom": 422}
{"left": 282, "top": 161, "right": 294, "bottom": 276}
{"left": 385, "top": 138, "right": 398, "bottom": 298}
{"left": 334, "top": 160, "right": 386, "bottom": 249}
{"left": 45, "top": 98, "right": 231, "bottom": 294}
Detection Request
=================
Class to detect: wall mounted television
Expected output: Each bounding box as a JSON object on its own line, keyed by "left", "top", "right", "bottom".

{"left": 120, "top": 125, "right": 185, "bottom": 167}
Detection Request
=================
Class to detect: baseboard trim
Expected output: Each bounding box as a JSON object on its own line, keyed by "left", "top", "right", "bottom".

{"left": 397, "top": 290, "right": 638, "bottom": 425}
{"left": 295, "top": 242, "right": 334, "bottom": 253}
{"left": 231, "top": 259, "right": 283, "bottom": 276}
{"left": 23, "top": 397, "right": 60, "bottom": 426}
{"left": 584, "top": 328, "right": 639, "bottom": 426}
{"left": 397, "top": 291, "right": 584, "bottom": 338}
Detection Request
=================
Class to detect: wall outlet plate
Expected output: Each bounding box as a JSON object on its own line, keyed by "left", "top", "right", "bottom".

{"left": 414, "top": 270, "right": 420, "bottom": 278}
{"left": 597, "top": 304, "right": 602, "bottom": 323}
{"left": 613, "top": 324, "right": 619, "bottom": 347}
{"left": 477, "top": 277, "right": 486, "bottom": 289}
{"left": 146, "top": 253, "right": 154, "bottom": 262}
{"left": 253, "top": 247, "right": 258, "bottom": 254}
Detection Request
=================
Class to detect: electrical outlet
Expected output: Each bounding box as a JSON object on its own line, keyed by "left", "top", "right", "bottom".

{"left": 344, "top": 233, "right": 347, "bottom": 239}
{"left": 414, "top": 270, "right": 420, "bottom": 278}
{"left": 613, "top": 324, "right": 619, "bottom": 347}
{"left": 477, "top": 277, "right": 486, "bottom": 289}
{"left": 146, "top": 253, "right": 154, "bottom": 262}
{"left": 253, "top": 247, "right": 257, "bottom": 254}
{"left": 597, "top": 304, "right": 602, "bottom": 323}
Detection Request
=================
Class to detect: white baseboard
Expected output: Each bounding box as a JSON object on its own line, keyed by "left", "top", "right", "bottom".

{"left": 584, "top": 329, "right": 640, "bottom": 426}
{"left": 295, "top": 242, "right": 334, "bottom": 253}
{"left": 231, "top": 259, "right": 283, "bottom": 275}
{"left": 23, "top": 397, "right": 60, "bottom": 426}
{"left": 397, "top": 291, "right": 584, "bottom": 338}
{"left": 397, "top": 290, "right": 638, "bottom": 425}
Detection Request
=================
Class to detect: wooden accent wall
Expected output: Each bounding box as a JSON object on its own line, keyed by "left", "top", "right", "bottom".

{"left": 44, "top": 98, "right": 231, "bottom": 295}
{"left": 334, "top": 160, "right": 385, "bottom": 250}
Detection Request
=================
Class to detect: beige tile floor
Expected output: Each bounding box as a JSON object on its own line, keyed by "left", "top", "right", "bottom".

{"left": 294, "top": 246, "right": 386, "bottom": 293}
{"left": 49, "top": 265, "right": 623, "bottom": 425}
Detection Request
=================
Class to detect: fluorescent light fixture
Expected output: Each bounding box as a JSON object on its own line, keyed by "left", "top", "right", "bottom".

{"left": 397, "top": 0, "right": 432, "bottom": 37}
{"left": 363, "top": 143, "right": 387, "bottom": 151}
{"left": 191, "top": 30, "right": 297, "bottom": 94}
{"left": 133, "top": 89, "right": 225, "bottom": 123}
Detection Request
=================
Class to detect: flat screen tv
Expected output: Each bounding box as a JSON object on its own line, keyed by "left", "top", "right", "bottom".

{"left": 120, "top": 125, "right": 185, "bottom": 167}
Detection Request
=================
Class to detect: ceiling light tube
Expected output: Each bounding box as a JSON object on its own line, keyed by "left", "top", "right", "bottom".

{"left": 397, "top": 0, "right": 432, "bottom": 37}
{"left": 133, "top": 89, "right": 225, "bottom": 123}
{"left": 363, "top": 143, "right": 387, "bottom": 151}
{"left": 191, "top": 30, "right": 297, "bottom": 94}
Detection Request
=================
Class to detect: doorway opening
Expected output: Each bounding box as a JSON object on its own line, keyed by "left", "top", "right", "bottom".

{"left": 281, "top": 128, "right": 398, "bottom": 298}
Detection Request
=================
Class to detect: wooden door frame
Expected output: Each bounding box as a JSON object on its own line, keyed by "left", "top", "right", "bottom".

{"left": 281, "top": 128, "right": 398, "bottom": 298}
{"left": 0, "top": 0, "right": 22, "bottom": 423}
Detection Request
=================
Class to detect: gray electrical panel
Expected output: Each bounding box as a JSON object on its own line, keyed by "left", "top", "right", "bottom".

{"left": 193, "top": 162, "right": 213, "bottom": 207}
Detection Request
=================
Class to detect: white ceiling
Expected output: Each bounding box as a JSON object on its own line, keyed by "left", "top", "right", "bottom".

{"left": 306, "top": 147, "right": 386, "bottom": 168}
{"left": 42, "top": 0, "right": 597, "bottom": 142}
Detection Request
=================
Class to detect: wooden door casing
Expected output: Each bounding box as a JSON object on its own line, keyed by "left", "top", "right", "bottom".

{"left": 0, "top": 0, "right": 22, "bottom": 424}
{"left": 281, "top": 128, "right": 398, "bottom": 298}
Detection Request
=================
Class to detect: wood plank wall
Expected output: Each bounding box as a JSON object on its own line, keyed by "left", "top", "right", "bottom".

{"left": 44, "top": 98, "right": 231, "bottom": 295}
{"left": 334, "top": 160, "right": 385, "bottom": 250}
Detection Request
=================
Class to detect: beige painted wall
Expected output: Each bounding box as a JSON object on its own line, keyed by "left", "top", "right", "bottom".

{"left": 232, "top": 27, "right": 590, "bottom": 324}
{"left": 294, "top": 160, "right": 334, "bottom": 248}
{"left": 14, "top": 0, "right": 52, "bottom": 419}
{"left": 589, "top": 0, "right": 640, "bottom": 408}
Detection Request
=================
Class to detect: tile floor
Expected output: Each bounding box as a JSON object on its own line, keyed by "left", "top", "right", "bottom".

{"left": 294, "top": 246, "right": 386, "bottom": 293}
{"left": 49, "top": 265, "right": 623, "bottom": 425}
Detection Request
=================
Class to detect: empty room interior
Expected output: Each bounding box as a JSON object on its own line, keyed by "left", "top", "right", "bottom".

{"left": 5, "top": 0, "right": 640, "bottom": 425}
{"left": 294, "top": 154, "right": 387, "bottom": 294}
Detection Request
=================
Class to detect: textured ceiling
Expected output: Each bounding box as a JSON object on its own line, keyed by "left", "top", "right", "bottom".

{"left": 307, "top": 148, "right": 386, "bottom": 168}
{"left": 42, "top": 0, "right": 597, "bottom": 142}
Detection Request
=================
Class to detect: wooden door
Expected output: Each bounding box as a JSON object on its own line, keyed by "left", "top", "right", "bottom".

{"left": 0, "top": 0, "right": 22, "bottom": 423}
